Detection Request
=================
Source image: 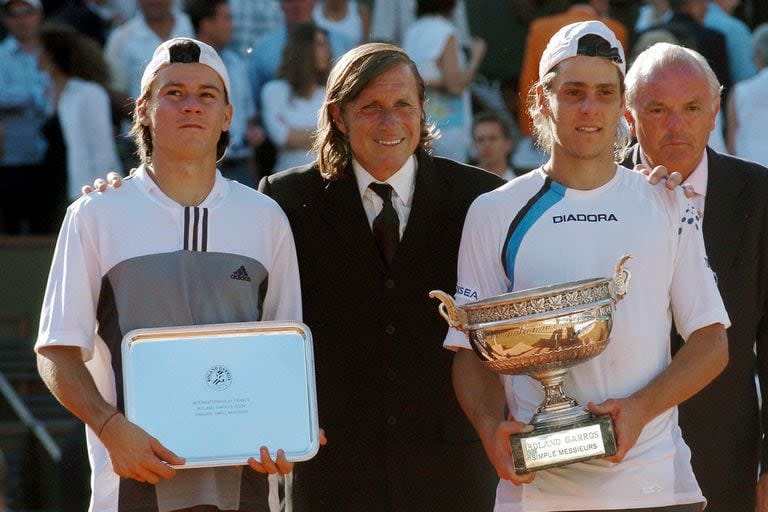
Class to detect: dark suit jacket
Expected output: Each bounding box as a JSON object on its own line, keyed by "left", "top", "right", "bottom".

{"left": 260, "top": 150, "right": 504, "bottom": 511}
{"left": 624, "top": 145, "right": 768, "bottom": 512}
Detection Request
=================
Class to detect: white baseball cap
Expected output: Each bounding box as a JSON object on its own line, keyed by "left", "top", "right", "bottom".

{"left": 140, "top": 38, "right": 231, "bottom": 101}
{"left": 539, "top": 20, "right": 626, "bottom": 79}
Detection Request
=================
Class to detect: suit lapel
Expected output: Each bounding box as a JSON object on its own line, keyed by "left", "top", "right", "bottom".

{"left": 392, "top": 151, "right": 457, "bottom": 271}
{"left": 314, "top": 169, "right": 387, "bottom": 273}
{"left": 703, "top": 148, "right": 747, "bottom": 278}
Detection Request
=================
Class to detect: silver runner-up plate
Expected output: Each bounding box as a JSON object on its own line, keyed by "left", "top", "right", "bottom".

{"left": 121, "top": 321, "right": 319, "bottom": 469}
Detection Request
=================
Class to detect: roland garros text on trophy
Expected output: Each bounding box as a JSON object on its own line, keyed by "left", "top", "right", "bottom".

{"left": 430, "top": 255, "right": 632, "bottom": 474}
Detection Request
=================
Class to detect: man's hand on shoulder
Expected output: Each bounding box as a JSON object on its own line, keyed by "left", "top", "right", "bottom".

{"left": 634, "top": 164, "right": 695, "bottom": 198}
{"left": 81, "top": 171, "right": 125, "bottom": 195}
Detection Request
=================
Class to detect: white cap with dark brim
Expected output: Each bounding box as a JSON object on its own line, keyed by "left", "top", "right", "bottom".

{"left": 539, "top": 20, "right": 626, "bottom": 79}
{"left": 140, "top": 37, "right": 231, "bottom": 101}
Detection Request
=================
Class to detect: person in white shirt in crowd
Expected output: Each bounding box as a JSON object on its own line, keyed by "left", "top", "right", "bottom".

{"left": 703, "top": 0, "right": 757, "bottom": 84}
{"left": 38, "top": 23, "right": 122, "bottom": 210}
{"left": 261, "top": 23, "right": 330, "bottom": 172}
{"left": 312, "top": 0, "right": 370, "bottom": 46}
{"left": 403, "top": 0, "right": 485, "bottom": 163}
{"left": 185, "top": 0, "right": 266, "bottom": 187}
{"left": 471, "top": 111, "right": 518, "bottom": 181}
{"left": 445, "top": 21, "right": 729, "bottom": 512}
{"left": 104, "top": 0, "right": 194, "bottom": 102}
{"left": 0, "top": 0, "right": 51, "bottom": 233}
{"left": 370, "top": 0, "right": 469, "bottom": 46}
{"left": 726, "top": 23, "right": 768, "bottom": 166}
{"left": 228, "top": 0, "right": 284, "bottom": 57}
{"left": 247, "top": 0, "right": 351, "bottom": 118}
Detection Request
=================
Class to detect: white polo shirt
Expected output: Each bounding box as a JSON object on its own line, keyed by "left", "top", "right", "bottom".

{"left": 36, "top": 164, "right": 301, "bottom": 512}
{"left": 444, "top": 165, "right": 729, "bottom": 511}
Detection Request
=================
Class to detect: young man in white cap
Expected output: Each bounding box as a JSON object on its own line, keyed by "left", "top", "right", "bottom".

{"left": 35, "top": 37, "right": 302, "bottom": 512}
{"left": 445, "top": 20, "right": 729, "bottom": 511}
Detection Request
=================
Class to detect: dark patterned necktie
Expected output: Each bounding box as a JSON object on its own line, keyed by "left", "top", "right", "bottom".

{"left": 369, "top": 182, "right": 400, "bottom": 267}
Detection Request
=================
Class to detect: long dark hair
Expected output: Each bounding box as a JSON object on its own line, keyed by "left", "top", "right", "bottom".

{"left": 278, "top": 23, "right": 330, "bottom": 98}
{"left": 39, "top": 23, "right": 111, "bottom": 87}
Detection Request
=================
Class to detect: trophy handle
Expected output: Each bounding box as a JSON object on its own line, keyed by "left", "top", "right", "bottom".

{"left": 428, "top": 290, "right": 469, "bottom": 332}
{"left": 611, "top": 254, "right": 633, "bottom": 303}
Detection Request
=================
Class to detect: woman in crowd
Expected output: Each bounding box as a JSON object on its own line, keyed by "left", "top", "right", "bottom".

{"left": 38, "top": 23, "right": 121, "bottom": 224}
{"left": 261, "top": 23, "right": 331, "bottom": 172}
{"left": 403, "top": 0, "right": 485, "bottom": 163}
{"left": 313, "top": 0, "right": 370, "bottom": 46}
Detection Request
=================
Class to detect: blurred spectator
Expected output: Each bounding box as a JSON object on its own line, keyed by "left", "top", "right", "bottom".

{"left": 104, "top": 0, "right": 194, "bottom": 101}
{"left": 186, "top": 0, "right": 265, "bottom": 186}
{"left": 471, "top": 111, "right": 518, "bottom": 180}
{"left": 517, "top": 0, "right": 629, "bottom": 137}
{"left": 248, "top": 0, "right": 351, "bottom": 114}
{"left": 726, "top": 23, "right": 768, "bottom": 165}
{"left": 403, "top": 0, "right": 485, "bottom": 163}
{"left": 261, "top": 23, "right": 329, "bottom": 172}
{"left": 0, "top": 0, "right": 51, "bottom": 234}
{"left": 38, "top": 23, "right": 121, "bottom": 213}
{"left": 464, "top": 1, "right": 528, "bottom": 96}
{"left": 312, "top": 0, "right": 370, "bottom": 46}
{"left": 704, "top": 0, "right": 757, "bottom": 83}
{"left": 50, "top": 0, "right": 109, "bottom": 45}
{"left": 642, "top": 0, "right": 731, "bottom": 92}
{"left": 228, "top": 0, "right": 283, "bottom": 57}
{"left": 370, "top": 0, "right": 470, "bottom": 46}
{"left": 635, "top": 0, "right": 672, "bottom": 31}
{"left": 88, "top": 0, "right": 136, "bottom": 26}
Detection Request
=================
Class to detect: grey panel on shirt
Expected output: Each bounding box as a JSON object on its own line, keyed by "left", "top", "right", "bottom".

{"left": 96, "top": 249, "right": 270, "bottom": 512}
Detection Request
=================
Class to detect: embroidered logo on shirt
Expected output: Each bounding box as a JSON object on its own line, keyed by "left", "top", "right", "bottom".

{"left": 230, "top": 265, "right": 251, "bottom": 282}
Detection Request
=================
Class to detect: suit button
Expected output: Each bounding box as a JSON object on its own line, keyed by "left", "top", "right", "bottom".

{"left": 385, "top": 324, "right": 395, "bottom": 335}
{"left": 386, "top": 369, "right": 397, "bottom": 382}
{"left": 387, "top": 415, "right": 397, "bottom": 426}
{"left": 385, "top": 279, "right": 395, "bottom": 289}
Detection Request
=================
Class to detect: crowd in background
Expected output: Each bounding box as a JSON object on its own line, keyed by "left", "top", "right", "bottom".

{"left": 1, "top": 0, "right": 767, "bottom": 235}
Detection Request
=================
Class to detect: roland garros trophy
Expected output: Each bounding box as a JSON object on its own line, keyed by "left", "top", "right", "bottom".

{"left": 429, "top": 255, "right": 632, "bottom": 474}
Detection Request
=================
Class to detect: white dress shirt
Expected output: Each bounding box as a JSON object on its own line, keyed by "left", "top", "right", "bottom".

{"left": 353, "top": 155, "right": 416, "bottom": 239}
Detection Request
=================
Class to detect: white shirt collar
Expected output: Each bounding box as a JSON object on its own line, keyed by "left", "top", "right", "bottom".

{"left": 132, "top": 163, "right": 229, "bottom": 209}
{"left": 352, "top": 155, "right": 417, "bottom": 206}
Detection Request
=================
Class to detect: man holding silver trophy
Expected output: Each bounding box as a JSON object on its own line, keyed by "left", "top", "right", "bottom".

{"left": 440, "top": 21, "right": 730, "bottom": 512}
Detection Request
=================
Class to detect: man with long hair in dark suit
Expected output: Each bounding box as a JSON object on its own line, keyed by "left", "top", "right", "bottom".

{"left": 258, "top": 42, "right": 503, "bottom": 510}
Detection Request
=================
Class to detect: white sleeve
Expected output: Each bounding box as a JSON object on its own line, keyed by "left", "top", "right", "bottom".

{"left": 260, "top": 81, "right": 291, "bottom": 147}
{"left": 67, "top": 84, "right": 121, "bottom": 201}
{"left": 443, "top": 197, "right": 510, "bottom": 350}
{"left": 669, "top": 189, "right": 730, "bottom": 340}
{"left": 35, "top": 204, "right": 103, "bottom": 360}
{"left": 260, "top": 205, "right": 302, "bottom": 322}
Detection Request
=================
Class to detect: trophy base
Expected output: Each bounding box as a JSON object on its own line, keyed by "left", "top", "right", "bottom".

{"left": 510, "top": 414, "right": 616, "bottom": 474}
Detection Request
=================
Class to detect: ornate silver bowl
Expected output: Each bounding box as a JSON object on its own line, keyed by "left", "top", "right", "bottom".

{"left": 430, "top": 255, "right": 632, "bottom": 427}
